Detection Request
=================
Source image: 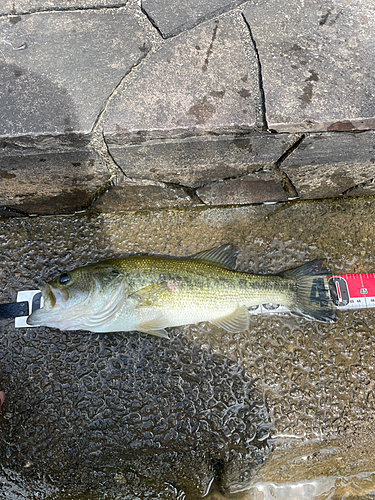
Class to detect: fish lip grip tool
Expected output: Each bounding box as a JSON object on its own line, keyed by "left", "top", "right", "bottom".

{"left": 0, "top": 290, "right": 43, "bottom": 327}
{"left": 0, "top": 273, "right": 374, "bottom": 327}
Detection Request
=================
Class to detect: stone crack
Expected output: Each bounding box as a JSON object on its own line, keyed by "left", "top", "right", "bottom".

{"left": 241, "top": 12, "right": 268, "bottom": 131}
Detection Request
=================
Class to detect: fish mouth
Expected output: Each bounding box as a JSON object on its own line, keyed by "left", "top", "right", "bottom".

{"left": 26, "top": 284, "right": 67, "bottom": 326}
{"left": 41, "top": 284, "right": 57, "bottom": 311}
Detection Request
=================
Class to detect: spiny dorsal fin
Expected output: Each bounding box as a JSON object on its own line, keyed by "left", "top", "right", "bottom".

{"left": 211, "top": 305, "right": 249, "bottom": 333}
{"left": 190, "top": 244, "right": 240, "bottom": 269}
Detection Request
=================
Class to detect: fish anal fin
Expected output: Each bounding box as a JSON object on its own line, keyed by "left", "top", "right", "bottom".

{"left": 191, "top": 244, "right": 239, "bottom": 269}
{"left": 137, "top": 316, "right": 170, "bottom": 338}
{"left": 211, "top": 305, "right": 249, "bottom": 333}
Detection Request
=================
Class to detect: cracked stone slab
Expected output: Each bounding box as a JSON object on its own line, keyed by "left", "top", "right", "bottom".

{"left": 243, "top": 0, "right": 375, "bottom": 133}
{"left": 0, "top": 8, "right": 150, "bottom": 138}
{"left": 0, "top": 1, "right": 128, "bottom": 15}
{"left": 0, "top": 149, "right": 111, "bottom": 214}
{"left": 196, "top": 171, "right": 288, "bottom": 205}
{"left": 141, "top": 0, "right": 249, "bottom": 38}
{"left": 103, "top": 13, "right": 258, "bottom": 141}
{"left": 91, "top": 176, "right": 195, "bottom": 212}
{"left": 281, "top": 131, "right": 375, "bottom": 199}
{"left": 106, "top": 133, "right": 300, "bottom": 188}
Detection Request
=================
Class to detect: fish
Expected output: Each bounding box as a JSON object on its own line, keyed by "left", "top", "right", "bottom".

{"left": 27, "top": 244, "right": 337, "bottom": 337}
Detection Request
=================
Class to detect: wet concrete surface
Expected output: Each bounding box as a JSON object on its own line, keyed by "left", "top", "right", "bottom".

{"left": 1, "top": 196, "right": 375, "bottom": 499}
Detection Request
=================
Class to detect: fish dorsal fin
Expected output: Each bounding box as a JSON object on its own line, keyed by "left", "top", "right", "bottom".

{"left": 211, "top": 305, "right": 249, "bottom": 333}
{"left": 137, "top": 316, "right": 170, "bottom": 338}
{"left": 280, "top": 259, "right": 331, "bottom": 277}
{"left": 190, "top": 244, "right": 239, "bottom": 269}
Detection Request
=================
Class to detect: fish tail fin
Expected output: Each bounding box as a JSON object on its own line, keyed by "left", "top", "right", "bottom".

{"left": 280, "top": 259, "right": 337, "bottom": 323}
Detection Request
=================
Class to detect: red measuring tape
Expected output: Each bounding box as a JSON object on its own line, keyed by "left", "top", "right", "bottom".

{"left": 327, "top": 273, "right": 375, "bottom": 310}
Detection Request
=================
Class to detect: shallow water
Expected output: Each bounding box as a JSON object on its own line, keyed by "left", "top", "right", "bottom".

{"left": 1, "top": 197, "right": 375, "bottom": 499}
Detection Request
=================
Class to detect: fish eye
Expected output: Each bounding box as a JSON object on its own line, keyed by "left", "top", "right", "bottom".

{"left": 59, "top": 273, "right": 71, "bottom": 285}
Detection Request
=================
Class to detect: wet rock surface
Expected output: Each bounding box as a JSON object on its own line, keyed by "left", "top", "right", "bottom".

{"left": 244, "top": 0, "right": 375, "bottom": 133}
{"left": 141, "top": 0, "right": 248, "bottom": 38}
{"left": 1, "top": 0, "right": 375, "bottom": 212}
{"left": 1, "top": 197, "right": 375, "bottom": 498}
{"left": 281, "top": 130, "right": 375, "bottom": 200}
{"left": 0, "top": 1, "right": 128, "bottom": 15}
{"left": 0, "top": 148, "right": 111, "bottom": 215}
{"left": 102, "top": 12, "right": 258, "bottom": 140}
{"left": 0, "top": 7, "right": 150, "bottom": 137}
{"left": 105, "top": 134, "right": 298, "bottom": 189}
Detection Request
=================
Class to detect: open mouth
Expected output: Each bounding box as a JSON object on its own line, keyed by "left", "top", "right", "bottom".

{"left": 26, "top": 284, "right": 69, "bottom": 326}
{"left": 42, "top": 284, "right": 56, "bottom": 310}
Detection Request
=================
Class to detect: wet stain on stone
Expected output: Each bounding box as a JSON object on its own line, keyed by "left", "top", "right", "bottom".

{"left": 0, "top": 170, "right": 16, "bottom": 179}
{"left": 233, "top": 139, "right": 253, "bottom": 152}
{"left": 299, "top": 70, "right": 319, "bottom": 108}
{"left": 319, "top": 9, "right": 332, "bottom": 26}
{"left": 209, "top": 90, "right": 225, "bottom": 99}
{"left": 299, "top": 82, "right": 313, "bottom": 108}
{"left": 202, "top": 20, "right": 219, "bottom": 72}
{"left": 285, "top": 44, "right": 302, "bottom": 54}
{"left": 238, "top": 88, "right": 251, "bottom": 98}
{"left": 9, "top": 15, "right": 21, "bottom": 25}
{"left": 327, "top": 121, "right": 355, "bottom": 131}
{"left": 305, "top": 70, "right": 319, "bottom": 82}
{"left": 187, "top": 97, "right": 216, "bottom": 124}
{"left": 139, "top": 42, "right": 149, "bottom": 53}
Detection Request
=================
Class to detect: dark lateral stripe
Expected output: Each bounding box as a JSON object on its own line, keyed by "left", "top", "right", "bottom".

{"left": 0, "top": 301, "right": 29, "bottom": 319}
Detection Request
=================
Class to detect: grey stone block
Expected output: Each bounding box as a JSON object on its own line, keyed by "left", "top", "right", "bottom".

{"left": 103, "top": 14, "right": 257, "bottom": 140}
{"left": 107, "top": 133, "right": 300, "bottom": 187}
{"left": 92, "top": 177, "right": 195, "bottom": 212}
{"left": 0, "top": 8, "right": 150, "bottom": 137}
{"left": 196, "top": 171, "right": 288, "bottom": 205}
{"left": 141, "top": 0, "right": 248, "bottom": 38}
{"left": 1, "top": 1, "right": 128, "bottom": 15}
{"left": 0, "top": 149, "right": 110, "bottom": 214}
{"left": 243, "top": 0, "right": 375, "bottom": 132}
{"left": 281, "top": 131, "right": 375, "bottom": 199}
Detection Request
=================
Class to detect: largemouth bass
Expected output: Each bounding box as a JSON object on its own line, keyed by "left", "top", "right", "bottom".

{"left": 27, "top": 244, "right": 337, "bottom": 336}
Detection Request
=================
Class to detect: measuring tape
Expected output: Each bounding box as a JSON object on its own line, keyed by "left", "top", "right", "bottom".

{"left": 0, "top": 273, "right": 373, "bottom": 327}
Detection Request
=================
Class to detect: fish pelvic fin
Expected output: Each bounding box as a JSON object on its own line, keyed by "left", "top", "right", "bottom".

{"left": 211, "top": 305, "right": 250, "bottom": 333}
{"left": 137, "top": 316, "right": 170, "bottom": 338}
{"left": 281, "top": 260, "right": 337, "bottom": 323}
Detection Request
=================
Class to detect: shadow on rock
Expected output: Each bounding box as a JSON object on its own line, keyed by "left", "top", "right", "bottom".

{"left": 0, "top": 326, "right": 272, "bottom": 499}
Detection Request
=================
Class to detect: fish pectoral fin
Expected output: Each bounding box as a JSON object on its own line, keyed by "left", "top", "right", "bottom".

{"left": 137, "top": 316, "right": 170, "bottom": 339}
{"left": 190, "top": 244, "right": 239, "bottom": 269}
{"left": 211, "top": 305, "right": 249, "bottom": 333}
{"left": 130, "top": 281, "right": 180, "bottom": 307}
